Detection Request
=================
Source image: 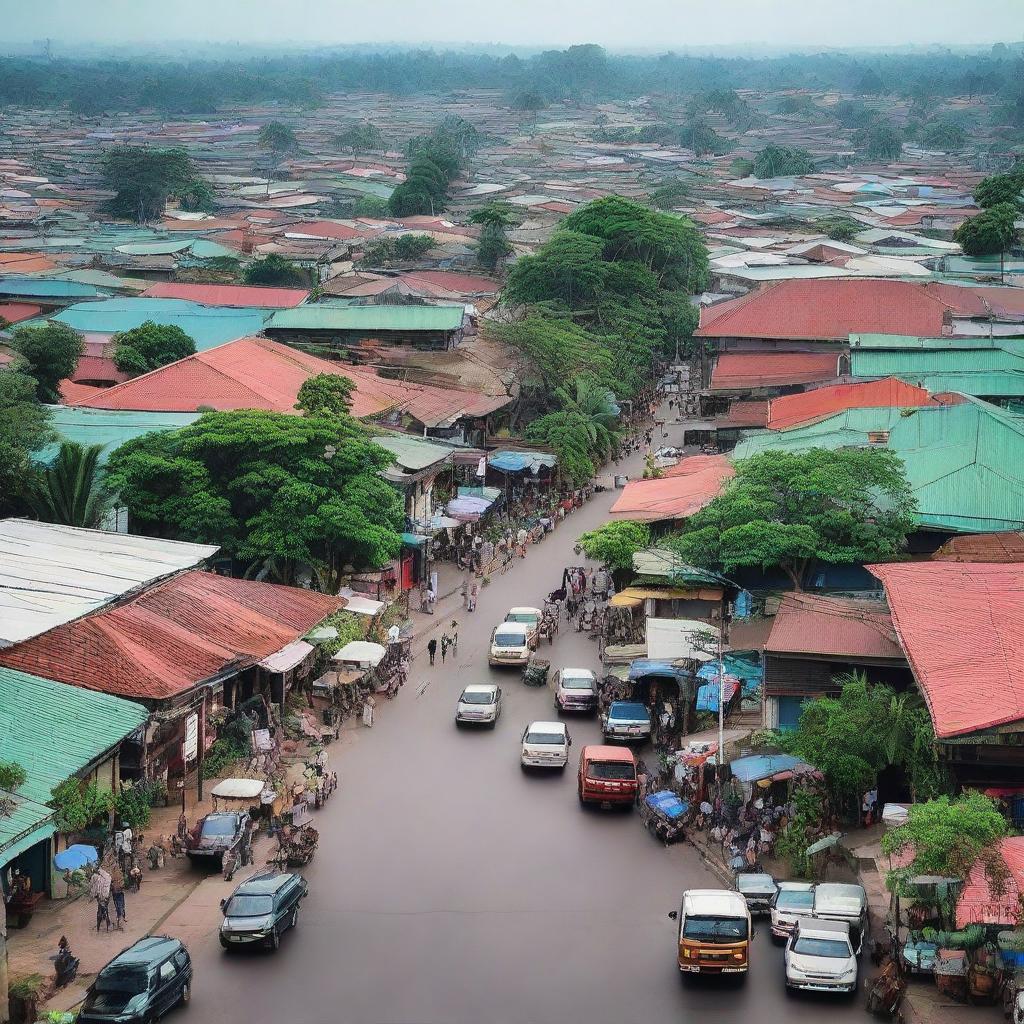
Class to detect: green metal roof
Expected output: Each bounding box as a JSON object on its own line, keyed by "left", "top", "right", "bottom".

{"left": 373, "top": 434, "right": 456, "bottom": 471}
{"left": 40, "top": 406, "right": 200, "bottom": 465}
{"left": 0, "top": 276, "right": 106, "bottom": 298}
{"left": 733, "top": 398, "right": 1024, "bottom": 533}
{"left": 850, "top": 334, "right": 1024, "bottom": 351}
{"left": 0, "top": 666, "right": 149, "bottom": 805}
{"left": 0, "top": 792, "right": 55, "bottom": 863}
{"left": 633, "top": 548, "right": 730, "bottom": 586}
{"left": 266, "top": 303, "right": 465, "bottom": 333}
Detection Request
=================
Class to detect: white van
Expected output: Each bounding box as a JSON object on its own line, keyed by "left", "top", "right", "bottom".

{"left": 489, "top": 621, "right": 532, "bottom": 666}
{"left": 520, "top": 721, "right": 570, "bottom": 769}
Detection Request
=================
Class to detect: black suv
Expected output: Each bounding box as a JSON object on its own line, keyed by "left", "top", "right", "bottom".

{"left": 79, "top": 936, "right": 191, "bottom": 1023}
{"left": 219, "top": 870, "right": 308, "bottom": 951}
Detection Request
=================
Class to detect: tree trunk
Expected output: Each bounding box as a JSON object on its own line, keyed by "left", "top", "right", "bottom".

{"left": 781, "top": 562, "right": 804, "bottom": 592}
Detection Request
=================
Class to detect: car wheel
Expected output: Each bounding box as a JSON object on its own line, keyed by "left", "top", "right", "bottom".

{"left": 179, "top": 981, "right": 191, "bottom": 1007}
{"left": 268, "top": 927, "right": 280, "bottom": 951}
{"left": 219, "top": 935, "right": 231, "bottom": 950}
{"left": 290, "top": 906, "right": 299, "bottom": 930}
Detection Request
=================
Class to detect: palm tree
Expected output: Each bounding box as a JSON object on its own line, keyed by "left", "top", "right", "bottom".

{"left": 554, "top": 378, "right": 621, "bottom": 458}
{"left": 28, "top": 441, "right": 108, "bottom": 528}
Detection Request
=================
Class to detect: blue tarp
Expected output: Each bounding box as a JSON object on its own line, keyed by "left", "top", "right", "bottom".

{"left": 697, "top": 652, "right": 762, "bottom": 695}
{"left": 628, "top": 658, "right": 689, "bottom": 683}
{"left": 488, "top": 450, "right": 558, "bottom": 473}
{"left": 645, "top": 791, "right": 689, "bottom": 819}
{"left": 729, "top": 753, "right": 808, "bottom": 784}
{"left": 696, "top": 678, "right": 739, "bottom": 713}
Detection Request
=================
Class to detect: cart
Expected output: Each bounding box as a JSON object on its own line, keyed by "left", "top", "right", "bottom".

{"left": 642, "top": 791, "right": 688, "bottom": 845}
{"left": 866, "top": 958, "right": 905, "bottom": 1019}
{"left": 523, "top": 655, "right": 550, "bottom": 687}
{"left": 267, "top": 823, "right": 319, "bottom": 868}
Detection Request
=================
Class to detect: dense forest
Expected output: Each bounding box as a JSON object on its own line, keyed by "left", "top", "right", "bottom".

{"left": 0, "top": 44, "right": 1022, "bottom": 123}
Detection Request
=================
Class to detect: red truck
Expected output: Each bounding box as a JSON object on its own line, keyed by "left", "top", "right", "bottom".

{"left": 577, "top": 745, "right": 638, "bottom": 808}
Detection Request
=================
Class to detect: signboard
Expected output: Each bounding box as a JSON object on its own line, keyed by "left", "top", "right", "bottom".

{"left": 183, "top": 712, "right": 199, "bottom": 762}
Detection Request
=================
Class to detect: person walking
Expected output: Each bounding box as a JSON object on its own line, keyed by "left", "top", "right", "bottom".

{"left": 440, "top": 633, "right": 451, "bottom": 664}
{"left": 427, "top": 637, "right": 437, "bottom": 665}
{"left": 468, "top": 582, "right": 478, "bottom": 613}
{"left": 449, "top": 621, "right": 459, "bottom": 653}
{"left": 110, "top": 868, "right": 127, "bottom": 929}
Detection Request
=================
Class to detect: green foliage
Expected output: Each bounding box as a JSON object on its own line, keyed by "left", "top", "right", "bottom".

{"left": 663, "top": 448, "right": 916, "bottom": 590}
{"left": 0, "top": 759, "right": 27, "bottom": 792}
{"left": 49, "top": 778, "right": 112, "bottom": 835}
{"left": 295, "top": 373, "right": 356, "bottom": 416}
{"left": 334, "top": 122, "right": 385, "bottom": 152}
{"left": 511, "top": 89, "right": 545, "bottom": 112}
{"left": 729, "top": 157, "right": 755, "bottom": 178}
{"left": 882, "top": 793, "right": 1008, "bottom": 888}
{"left": 753, "top": 144, "right": 814, "bottom": 178}
{"left": 680, "top": 119, "right": 729, "bottom": 156}
{"left": 468, "top": 202, "right": 521, "bottom": 228}
{"left": 113, "top": 780, "right": 157, "bottom": 831}
{"left": 505, "top": 230, "right": 608, "bottom": 308}
{"left": 359, "top": 233, "right": 434, "bottom": 265}
{"left": 974, "top": 171, "right": 1024, "bottom": 210}
{"left": 242, "top": 254, "right": 309, "bottom": 286}
{"left": 476, "top": 221, "right": 512, "bottom": 271}
{"left": 921, "top": 118, "right": 968, "bottom": 151}
{"left": 854, "top": 123, "right": 904, "bottom": 160}
{"left": 814, "top": 214, "right": 863, "bottom": 242}
{"left": 28, "top": 441, "right": 108, "bottom": 529}
{"left": 10, "top": 322, "right": 84, "bottom": 402}
{"left": 524, "top": 411, "right": 596, "bottom": 486}
{"left": 176, "top": 177, "right": 217, "bottom": 213}
{"left": 647, "top": 178, "right": 690, "bottom": 210}
{"left": 955, "top": 202, "right": 1019, "bottom": 255}
{"left": 661, "top": 293, "right": 700, "bottom": 357}
{"left": 389, "top": 117, "right": 479, "bottom": 217}
{"left": 113, "top": 321, "right": 196, "bottom": 376}
{"left": 578, "top": 521, "right": 650, "bottom": 570}
{"left": 833, "top": 99, "right": 878, "bottom": 129}
{"left": 105, "top": 409, "right": 404, "bottom": 584}
{"left": 353, "top": 195, "right": 390, "bottom": 217}
{"left": 774, "top": 788, "right": 826, "bottom": 878}
{"left": 102, "top": 146, "right": 207, "bottom": 222}
{"left": 316, "top": 609, "right": 367, "bottom": 657}
{"left": 258, "top": 121, "right": 297, "bottom": 153}
{"left": 0, "top": 367, "right": 49, "bottom": 517}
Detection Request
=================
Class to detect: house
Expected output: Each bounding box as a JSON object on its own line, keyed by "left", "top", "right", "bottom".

{"left": 41, "top": 406, "right": 200, "bottom": 464}
{"left": 868, "top": 560, "right": 1024, "bottom": 786}
{"left": 139, "top": 282, "right": 309, "bottom": 308}
{"left": 609, "top": 456, "right": 734, "bottom": 526}
{"left": 0, "top": 667, "right": 149, "bottom": 898}
{"left": 709, "top": 351, "right": 844, "bottom": 395}
{"left": 956, "top": 838, "right": 1024, "bottom": 928}
{"left": 0, "top": 571, "right": 340, "bottom": 786}
{"left": 763, "top": 593, "right": 910, "bottom": 731}
{"left": 765, "top": 378, "right": 947, "bottom": 431}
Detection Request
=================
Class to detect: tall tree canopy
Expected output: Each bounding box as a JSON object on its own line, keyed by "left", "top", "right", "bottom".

{"left": 753, "top": 144, "right": 814, "bottom": 178}
{"left": 105, "top": 409, "right": 404, "bottom": 587}
{"left": 0, "top": 368, "right": 49, "bottom": 517}
{"left": 242, "top": 254, "right": 309, "bottom": 286}
{"left": 974, "top": 170, "right": 1024, "bottom": 210}
{"left": 258, "top": 121, "right": 297, "bottom": 153}
{"left": 112, "top": 321, "right": 197, "bottom": 377}
{"left": 578, "top": 520, "right": 651, "bottom": 571}
{"left": 854, "top": 123, "right": 904, "bottom": 160}
{"left": 9, "top": 322, "right": 84, "bottom": 402}
{"left": 663, "top": 448, "right": 916, "bottom": 590}
{"left": 954, "top": 202, "right": 1019, "bottom": 256}
{"left": 29, "top": 441, "right": 108, "bottom": 528}
{"left": 334, "top": 122, "right": 385, "bottom": 152}
{"left": 101, "top": 146, "right": 208, "bottom": 223}
{"left": 294, "top": 373, "right": 356, "bottom": 416}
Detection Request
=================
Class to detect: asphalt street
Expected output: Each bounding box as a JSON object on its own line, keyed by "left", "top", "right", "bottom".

{"left": 189, "top": 437, "right": 871, "bottom": 1024}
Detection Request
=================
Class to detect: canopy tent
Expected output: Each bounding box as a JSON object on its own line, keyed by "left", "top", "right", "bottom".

{"left": 336, "top": 589, "right": 384, "bottom": 616}
{"left": 457, "top": 485, "right": 502, "bottom": 501}
{"left": 332, "top": 641, "right": 386, "bottom": 667}
{"left": 53, "top": 843, "right": 99, "bottom": 872}
{"left": 210, "top": 778, "right": 267, "bottom": 800}
{"left": 446, "top": 495, "right": 494, "bottom": 522}
{"left": 628, "top": 659, "right": 690, "bottom": 685}
{"left": 730, "top": 753, "right": 813, "bottom": 784}
{"left": 611, "top": 585, "right": 724, "bottom": 607}
{"left": 487, "top": 450, "right": 558, "bottom": 474}
{"left": 259, "top": 639, "right": 314, "bottom": 674}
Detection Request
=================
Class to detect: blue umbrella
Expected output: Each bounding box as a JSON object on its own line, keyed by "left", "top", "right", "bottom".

{"left": 54, "top": 844, "right": 98, "bottom": 871}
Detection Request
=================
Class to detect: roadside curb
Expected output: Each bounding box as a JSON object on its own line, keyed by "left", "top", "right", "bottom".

{"left": 684, "top": 832, "right": 735, "bottom": 888}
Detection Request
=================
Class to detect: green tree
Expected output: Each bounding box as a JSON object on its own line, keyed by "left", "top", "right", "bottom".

{"left": 553, "top": 377, "right": 620, "bottom": 458}
{"left": 854, "top": 123, "right": 903, "bottom": 160}
{"left": 0, "top": 368, "right": 49, "bottom": 517}
{"left": 663, "top": 448, "right": 916, "bottom": 591}
{"left": 954, "top": 202, "right": 1019, "bottom": 256}
{"left": 920, "top": 118, "right": 968, "bottom": 151}
{"left": 242, "top": 254, "right": 309, "bottom": 287}
{"left": 295, "top": 373, "right": 356, "bottom": 416}
{"left": 814, "top": 214, "right": 863, "bottom": 242}
{"left": 680, "top": 119, "right": 727, "bottom": 156}
{"left": 105, "top": 409, "right": 404, "bottom": 587}
{"left": 175, "top": 177, "right": 217, "bottom": 212}
{"left": 9, "top": 322, "right": 84, "bottom": 402}
{"left": 28, "top": 441, "right": 108, "bottom": 528}
{"left": 49, "top": 778, "right": 112, "bottom": 835}
{"left": 359, "top": 234, "right": 434, "bottom": 266}
{"left": 258, "top": 121, "right": 297, "bottom": 154}
{"left": 974, "top": 171, "right": 1024, "bottom": 209}
{"left": 524, "top": 411, "right": 596, "bottom": 486}
{"left": 578, "top": 521, "right": 650, "bottom": 570}
{"left": 729, "top": 157, "right": 755, "bottom": 177}
{"left": 753, "top": 144, "right": 814, "bottom": 178}
{"left": 881, "top": 793, "right": 1008, "bottom": 888}
{"left": 0, "top": 760, "right": 27, "bottom": 792}
{"left": 353, "top": 195, "right": 390, "bottom": 217}
{"left": 476, "top": 221, "right": 512, "bottom": 271}
{"left": 505, "top": 231, "right": 607, "bottom": 308}
{"left": 661, "top": 293, "right": 700, "bottom": 358}
{"left": 334, "top": 122, "right": 385, "bottom": 153}
{"left": 647, "top": 178, "right": 690, "bottom": 210}
{"left": 468, "top": 202, "right": 520, "bottom": 228}
{"left": 102, "top": 146, "right": 207, "bottom": 222}
{"left": 112, "top": 321, "right": 196, "bottom": 376}
{"left": 511, "top": 89, "right": 545, "bottom": 113}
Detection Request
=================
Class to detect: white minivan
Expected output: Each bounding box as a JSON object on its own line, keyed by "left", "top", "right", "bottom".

{"left": 520, "top": 721, "right": 570, "bottom": 769}
{"left": 489, "top": 621, "right": 533, "bottom": 666}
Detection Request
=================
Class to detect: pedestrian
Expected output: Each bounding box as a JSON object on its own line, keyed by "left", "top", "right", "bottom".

{"left": 440, "top": 633, "right": 450, "bottom": 664}
{"left": 111, "top": 870, "right": 126, "bottom": 929}
{"left": 461, "top": 577, "right": 469, "bottom": 609}
{"left": 450, "top": 620, "right": 459, "bottom": 653}
{"left": 468, "top": 582, "right": 478, "bottom": 613}
{"left": 516, "top": 526, "right": 528, "bottom": 557}
{"left": 427, "top": 637, "right": 437, "bottom": 665}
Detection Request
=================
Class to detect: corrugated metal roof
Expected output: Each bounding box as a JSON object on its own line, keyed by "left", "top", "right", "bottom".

{"left": 610, "top": 458, "right": 734, "bottom": 522}
{"left": 0, "top": 793, "right": 55, "bottom": 863}
{"left": 0, "top": 520, "right": 218, "bottom": 646}
{"left": 41, "top": 406, "right": 199, "bottom": 465}
{"left": 0, "top": 276, "right": 106, "bottom": 298}
{"left": 957, "top": 838, "right": 1024, "bottom": 928}
{"left": 0, "top": 666, "right": 148, "bottom": 804}
{"left": 710, "top": 352, "right": 840, "bottom": 391}
{"left": 767, "top": 378, "right": 941, "bottom": 431}
{"left": 0, "top": 302, "right": 42, "bottom": 324}
{"left": 869, "top": 561, "right": 1024, "bottom": 738}
{"left": 373, "top": 435, "right": 455, "bottom": 471}
{"left": 932, "top": 531, "right": 1024, "bottom": 562}
{"left": 140, "top": 283, "right": 309, "bottom": 308}
{"left": 266, "top": 303, "right": 465, "bottom": 333}
{"left": 0, "top": 571, "right": 341, "bottom": 701}
{"left": 765, "top": 593, "right": 903, "bottom": 660}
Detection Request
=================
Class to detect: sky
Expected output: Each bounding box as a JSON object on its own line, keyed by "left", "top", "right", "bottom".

{"left": 4, "top": 0, "right": 1023, "bottom": 51}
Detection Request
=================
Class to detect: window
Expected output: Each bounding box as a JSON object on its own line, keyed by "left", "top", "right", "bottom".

{"left": 867, "top": 430, "right": 890, "bottom": 445}
{"left": 793, "top": 936, "right": 851, "bottom": 958}
{"left": 588, "top": 761, "right": 635, "bottom": 780}
{"left": 159, "top": 961, "right": 177, "bottom": 982}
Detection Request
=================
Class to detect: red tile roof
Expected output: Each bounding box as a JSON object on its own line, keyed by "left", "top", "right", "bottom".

{"left": 956, "top": 838, "right": 1024, "bottom": 928}
{"left": 932, "top": 532, "right": 1024, "bottom": 563}
{"left": 71, "top": 355, "right": 130, "bottom": 386}
{"left": 401, "top": 270, "right": 500, "bottom": 295}
{"left": 868, "top": 562, "right": 1024, "bottom": 738}
{"left": 697, "top": 280, "right": 957, "bottom": 341}
{"left": 0, "top": 302, "right": 42, "bottom": 325}
{"left": 710, "top": 351, "right": 841, "bottom": 391}
{"left": 767, "top": 378, "right": 939, "bottom": 431}
{"left": 140, "top": 283, "right": 309, "bottom": 308}
{"left": 0, "top": 570, "right": 340, "bottom": 701}
{"left": 610, "top": 456, "right": 734, "bottom": 522}
{"left": 765, "top": 593, "right": 904, "bottom": 660}
{"left": 284, "top": 220, "right": 364, "bottom": 241}
{"left": 59, "top": 380, "right": 107, "bottom": 404}
{"left": 715, "top": 400, "right": 770, "bottom": 429}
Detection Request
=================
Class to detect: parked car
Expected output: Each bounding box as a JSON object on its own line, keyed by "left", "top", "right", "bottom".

{"left": 219, "top": 871, "right": 308, "bottom": 951}
{"left": 185, "top": 810, "right": 250, "bottom": 864}
{"left": 785, "top": 918, "right": 858, "bottom": 995}
{"left": 553, "top": 668, "right": 598, "bottom": 713}
{"left": 577, "top": 745, "right": 637, "bottom": 808}
{"left": 488, "top": 622, "right": 533, "bottom": 667}
{"left": 601, "top": 701, "right": 652, "bottom": 743}
{"left": 813, "top": 882, "right": 868, "bottom": 953}
{"left": 504, "top": 606, "right": 543, "bottom": 645}
{"left": 771, "top": 881, "right": 815, "bottom": 942}
{"left": 736, "top": 872, "right": 778, "bottom": 916}
{"left": 79, "top": 936, "right": 191, "bottom": 1024}
{"left": 521, "top": 721, "right": 570, "bottom": 769}
{"left": 456, "top": 684, "right": 502, "bottom": 726}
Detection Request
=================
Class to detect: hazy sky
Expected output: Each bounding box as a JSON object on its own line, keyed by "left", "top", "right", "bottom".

{"left": 4, "top": 0, "right": 1023, "bottom": 50}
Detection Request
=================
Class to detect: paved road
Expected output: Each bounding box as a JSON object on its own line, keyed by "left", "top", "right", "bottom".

{"left": 191, "top": 440, "right": 870, "bottom": 1024}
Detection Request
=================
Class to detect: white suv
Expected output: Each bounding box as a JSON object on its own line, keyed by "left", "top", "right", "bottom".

{"left": 785, "top": 918, "right": 858, "bottom": 995}
{"left": 455, "top": 684, "right": 502, "bottom": 727}
{"left": 520, "top": 721, "right": 570, "bottom": 769}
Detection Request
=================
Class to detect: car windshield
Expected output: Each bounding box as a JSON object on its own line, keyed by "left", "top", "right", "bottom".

{"left": 563, "top": 678, "right": 593, "bottom": 690}
{"left": 461, "top": 691, "right": 494, "bottom": 704}
{"left": 526, "top": 731, "right": 563, "bottom": 744}
{"left": 201, "top": 816, "right": 237, "bottom": 836}
{"left": 225, "top": 894, "right": 274, "bottom": 917}
{"left": 610, "top": 703, "right": 648, "bottom": 719}
{"left": 506, "top": 612, "right": 538, "bottom": 623}
{"left": 777, "top": 890, "right": 815, "bottom": 911}
{"left": 493, "top": 632, "right": 525, "bottom": 648}
{"left": 794, "top": 937, "right": 851, "bottom": 958}
{"left": 83, "top": 988, "right": 142, "bottom": 1014}
{"left": 683, "top": 916, "right": 748, "bottom": 942}
{"left": 93, "top": 966, "right": 148, "bottom": 997}
{"left": 588, "top": 761, "right": 635, "bottom": 780}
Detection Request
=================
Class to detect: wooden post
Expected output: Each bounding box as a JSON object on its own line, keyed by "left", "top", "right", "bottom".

{"left": 197, "top": 694, "right": 206, "bottom": 803}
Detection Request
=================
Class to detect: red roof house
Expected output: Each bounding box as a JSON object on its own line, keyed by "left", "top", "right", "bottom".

{"left": 766, "top": 378, "right": 942, "bottom": 431}
{"left": 766, "top": 593, "right": 904, "bottom": 662}
{"left": 710, "top": 351, "right": 842, "bottom": 391}
{"left": 0, "top": 302, "right": 42, "bottom": 325}
{"left": 140, "top": 283, "right": 309, "bottom": 308}
{"left": 610, "top": 456, "right": 734, "bottom": 522}
{"left": 868, "top": 561, "right": 1024, "bottom": 739}
{"left": 956, "top": 838, "right": 1024, "bottom": 928}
